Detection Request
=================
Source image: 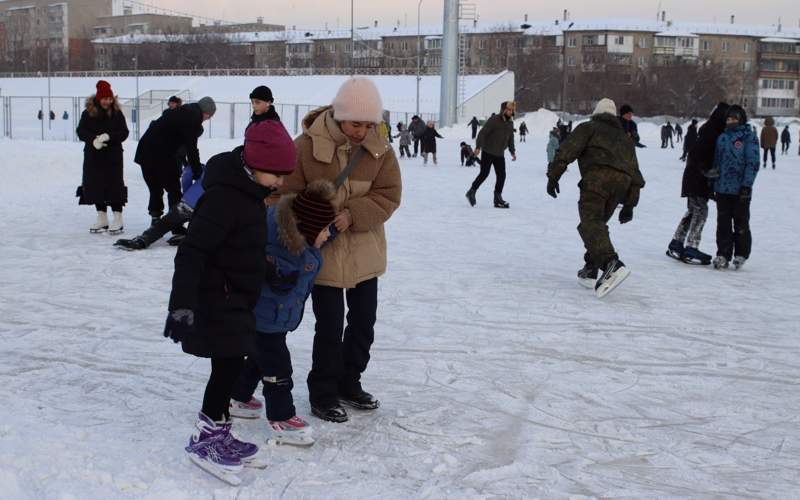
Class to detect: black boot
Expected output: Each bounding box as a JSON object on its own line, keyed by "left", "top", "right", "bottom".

{"left": 311, "top": 402, "right": 349, "bottom": 423}
{"left": 493, "top": 192, "right": 510, "bottom": 209}
{"left": 114, "top": 236, "right": 148, "bottom": 251}
{"left": 340, "top": 389, "right": 380, "bottom": 410}
{"left": 465, "top": 188, "right": 477, "bottom": 207}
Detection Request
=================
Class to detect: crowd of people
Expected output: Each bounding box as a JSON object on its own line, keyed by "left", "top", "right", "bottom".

{"left": 74, "top": 74, "right": 793, "bottom": 483}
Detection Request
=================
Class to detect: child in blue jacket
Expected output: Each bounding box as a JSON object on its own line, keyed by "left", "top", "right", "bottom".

{"left": 229, "top": 180, "right": 337, "bottom": 446}
{"left": 709, "top": 105, "right": 760, "bottom": 270}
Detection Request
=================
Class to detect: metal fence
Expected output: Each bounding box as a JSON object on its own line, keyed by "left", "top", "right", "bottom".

{"left": 0, "top": 95, "right": 438, "bottom": 142}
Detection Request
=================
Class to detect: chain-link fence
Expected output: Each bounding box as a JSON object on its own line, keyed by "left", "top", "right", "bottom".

{"left": 1, "top": 96, "right": 439, "bottom": 142}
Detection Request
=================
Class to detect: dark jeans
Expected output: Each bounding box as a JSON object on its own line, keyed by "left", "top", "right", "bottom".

{"left": 763, "top": 147, "right": 776, "bottom": 166}
{"left": 781, "top": 142, "right": 790, "bottom": 154}
{"left": 413, "top": 138, "right": 421, "bottom": 156}
{"left": 141, "top": 159, "right": 182, "bottom": 218}
{"left": 399, "top": 145, "right": 411, "bottom": 158}
{"left": 231, "top": 332, "right": 295, "bottom": 422}
{"left": 307, "top": 278, "right": 378, "bottom": 407}
{"left": 715, "top": 194, "right": 752, "bottom": 260}
{"left": 471, "top": 127, "right": 478, "bottom": 140}
{"left": 95, "top": 203, "right": 122, "bottom": 212}
{"left": 470, "top": 152, "right": 507, "bottom": 194}
{"left": 202, "top": 357, "right": 245, "bottom": 422}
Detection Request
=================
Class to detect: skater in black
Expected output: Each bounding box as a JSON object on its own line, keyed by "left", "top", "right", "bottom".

{"left": 675, "top": 122, "right": 683, "bottom": 143}
{"left": 408, "top": 115, "right": 426, "bottom": 157}
{"left": 76, "top": 80, "right": 129, "bottom": 235}
{"left": 518, "top": 122, "right": 528, "bottom": 143}
{"left": 466, "top": 101, "right": 517, "bottom": 208}
{"left": 134, "top": 96, "right": 216, "bottom": 223}
{"left": 667, "top": 104, "right": 728, "bottom": 264}
{"left": 780, "top": 126, "right": 791, "bottom": 155}
{"left": 680, "top": 119, "right": 699, "bottom": 162}
{"left": 420, "top": 121, "right": 443, "bottom": 165}
{"left": 469, "top": 116, "right": 480, "bottom": 139}
{"left": 460, "top": 142, "right": 478, "bottom": 166}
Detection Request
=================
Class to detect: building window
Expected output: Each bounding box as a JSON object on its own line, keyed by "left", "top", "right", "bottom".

{"left": 701, "top": 40, "right": 711, "bottom": 51}
{"left": 567, "top": 74, "right": 575, "bottom": 84}
{"left": 761, "top": 97, "right": 795, "bottom": 109}
{"left": 638, "top": 37, "right": 647, "bottom": 48}
{"left": 479, "top": 39, "right": 487, "bottom": 50}
{"left": 496, "top": 39, "right": 504, "bottom": 49}
{"left": 426, "top": 38, "right": 442, "bottom": 50}
{"left": 680, "top": 38, "right": 694, "bottom": 48}
{"left": 568, "top": 37, "right": 577, "bottom": 48}
{"left": 567, "top": 55, "right": 576, "bottom": 67}
{"left": 583, "top": 35, "right": 597, "bottom": 46}
{"left": 744, "top": 42, "right": 751, "bottom": 54}
{"left": 638, "top": 55, "right": 646, "bottom": 66}
{"left": 741, "top": 61, "right": 750, "bottom": 71}
{"left": 722, "top": 41, "right": 730, "bottom": 52}
{"left": 330, "top": 45, "right": 336, "bottom": 53}
{"left": 614, "top": 36, "right": 624, "bottom": 45}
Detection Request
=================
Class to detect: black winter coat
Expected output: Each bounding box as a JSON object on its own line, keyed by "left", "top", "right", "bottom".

{"left": 683, "top": 124, "right": 698, "bottom": 154}
{"left": 135, "top": 103, "right": 204, "bottom": 170}
{"left": 421, "top": 127, "right": 443, "bottom": 154}
{"left": 682, "top": 104, "right": 729, "bottom": 198}
{"left": 77, "top": 96, "right": 129, "bottom": 206}
{"left": 168, "top": 147, "right": 272, "bottom": 358}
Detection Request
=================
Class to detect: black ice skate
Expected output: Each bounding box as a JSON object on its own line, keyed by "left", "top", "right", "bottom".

{"left": 311, "top": 403, "right": 349, "bottom": 423}
{"left": 577, "top": 264, "right": 598, "bottom": 289}
{"left": 493, "top": 193, "right": 510, "bottom": 209}
{"left": 595, "top": 259, "right": 630, "bottom": 299}
{"left": 666, "top": 239, "right": 684, "bottom": 261}
{"left": 340, "top": 389, "right": 380, "bottom": 410}
{"left": 114, "top": 236, "right": 147, "bottom": 251}
{"left": 682, "top": 247, "right": 712, "bottom": 265}
{"left": 465, "top": 189, "right": 477, "bottom": 207}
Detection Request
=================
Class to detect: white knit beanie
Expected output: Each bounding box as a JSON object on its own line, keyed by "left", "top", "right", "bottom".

{"left": 331, "top": 77, "right": 384, "bottom": 123}
{"left": 593, "top": 98, "right": 617, "bottom": 117}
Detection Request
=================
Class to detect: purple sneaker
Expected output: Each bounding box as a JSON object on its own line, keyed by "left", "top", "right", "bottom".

{"left": 185, "top": 412, "right": 243, "bottom": 484}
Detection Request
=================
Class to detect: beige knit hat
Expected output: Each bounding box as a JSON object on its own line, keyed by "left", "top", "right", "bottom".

{"left": 593, "top": 98, "right": 617, "bottom": 117}
{"left": 331, "top": 77, "right": 384, "bottom": 123}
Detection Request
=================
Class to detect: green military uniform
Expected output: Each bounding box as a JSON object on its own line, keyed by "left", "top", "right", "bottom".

{"left": 547, "top": 113, "right": 645, "bottom": 269}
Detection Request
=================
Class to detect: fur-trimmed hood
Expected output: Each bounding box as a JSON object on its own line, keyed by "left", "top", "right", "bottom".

{"left": 274, "top": 179, "right": 336, "bottom": 255}
{"left": 85, "top": 95, "right": 122, "bottom": 118}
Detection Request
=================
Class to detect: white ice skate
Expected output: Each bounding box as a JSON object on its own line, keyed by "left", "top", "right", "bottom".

{"left": 89, "top": 211, "right": 109, "bottom": 233}
{"left": 268, "top": 416, "right": 315, "bottom": 446}
{"left": 732, "top": 256, "right": 747, "bottom": 270}
{"left": 595, "top": 260, "right": 630, "bottom": 299}
{"left": 229, "top": 397, "right": 263, "bottom": 419}
{"left": 577, "top": 265, "right": 598, "bottom": 289}
{"left": 713, "top": 256, "right": 729, "bottom": 270}
{"left": 108, "top": 211, "right": 124, "bottom": 235}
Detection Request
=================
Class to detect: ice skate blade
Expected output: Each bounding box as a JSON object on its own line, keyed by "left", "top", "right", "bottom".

{"left": 681, "top": 258, "right": 711, "bottom": 266}
{"left": 596, "top": 267, "right": 631, "bottom": 299}
{"left": 89, "top": 227, "right": 108, "bottom": 234}
{"left": 229, "top": 409, "right": 261, "bottom": 419}
{"left": 242, "top": 454, "right": 269, "bottom": 469}
{"left": 188, "top": 454, "right": 242, "bottom": 485}
{"left": 340, "top": 398, "right": 380, "bottom": 410}
{"left": 578, "top": 277, "right": 596, "bottom": 289}
{"left": 108, "top": 228, "right": 124, "bottom": 235}
{"left": 268, "top": 435, "right": 315, "bottom": 447}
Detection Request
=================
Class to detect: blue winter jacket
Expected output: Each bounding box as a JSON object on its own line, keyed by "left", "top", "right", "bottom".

{"left": 713, "top": 125, "right": 760, "bottom": 195}
{"left": 180, "top": 165, "right": 205, "bottom": 210}
{"left": 253, "top": 204, "right": 322, "bottom": 334}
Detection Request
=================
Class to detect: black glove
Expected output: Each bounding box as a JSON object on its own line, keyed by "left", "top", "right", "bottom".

{"left": 546, "top": 177, "right": 560, "bottom": 199}
{"left": 163, "top": 309, "right": 195, "bottom": 343}
{"left": 619, "top": 205, "right": 634, "bottom": 224}
{"left": 739, "top": 186, "right": 752, "bottom": 201}
{"left": 265, "top": 261, "right": 299, "bottom": 295}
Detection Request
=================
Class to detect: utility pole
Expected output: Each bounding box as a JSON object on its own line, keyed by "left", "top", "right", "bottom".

{"left": 133, "top": 55, "right": 140, "bottom": 140}
{"left": 416, "top": 0, "right": 424, "bottom": 116}
{"left": 351, "top": 0, "right": 355, "bottom": 76}
{"left": 47, "top": 44, "right": 52, "bottom": 131}
{"left": 439, "top": 0, "right": 458, "bottom": 127}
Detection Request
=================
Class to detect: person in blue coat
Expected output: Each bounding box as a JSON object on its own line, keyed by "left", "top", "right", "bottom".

{"left": 229, "top": 180, "right": 337, "bottom": 446}
{"left": 708, "top": 105, "right": 760, "bottom": 270}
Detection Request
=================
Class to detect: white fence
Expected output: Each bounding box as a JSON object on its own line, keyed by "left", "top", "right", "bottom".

{"left": 0, "top": 96, "right": 438, "bottom": 142}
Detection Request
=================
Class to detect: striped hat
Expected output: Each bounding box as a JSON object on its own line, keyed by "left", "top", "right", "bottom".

{"left": 292, "top": 180, "right": 336, "bottom": 247}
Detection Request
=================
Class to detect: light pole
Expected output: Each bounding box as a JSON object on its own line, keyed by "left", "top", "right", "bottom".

{"left": 416, "top": 0, "right": 424, "bottom": 116}
{"left": 133, "top": 55, "right": 140, "bottom": 140}
{"left": 47, "top": 44, "right": 52, "bottom": 131}
{"left": 351, "top": 0, "right": 355, "bottom": 76}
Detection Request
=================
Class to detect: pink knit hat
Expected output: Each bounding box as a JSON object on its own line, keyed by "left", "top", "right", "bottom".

{"left": 331, "top": 77, "right": 384, "bottom": 123}
{"left": 243, "top": 120, "right": 297, "bottom": 175}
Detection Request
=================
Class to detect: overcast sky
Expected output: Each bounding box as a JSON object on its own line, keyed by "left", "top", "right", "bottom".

{"left": 157, "top": 1, "right": 800, "bottom": 30}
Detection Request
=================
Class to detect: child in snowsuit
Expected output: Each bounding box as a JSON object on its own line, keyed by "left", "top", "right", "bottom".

{"left": 709, "top": 105, "right": 760, "bottom": 270}
{"left": 163, "top": 119, "right": 297, "bottom": 483}
{"left": 518, "top": 122, "right": 528, "bottom": 143}
{"left": 547, "top": 98, "right": 645, "bottom": 298}
{"left": 546, "top": 127, "right": 560, "bottom": 164}
{"left": 395, "top": 123, "right": 412, "bottom": 158}
{"left": 228, "top": 181, "right": 337, "bottom": 446}
{"left": 460, "top": 142, "right": 478, "bottom": 166}
{"left": 421, "top": 121, "right": 443, "bottom": 165}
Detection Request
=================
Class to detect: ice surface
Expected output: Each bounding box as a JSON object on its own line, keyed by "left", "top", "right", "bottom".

{"left": 0, "top": 118, "right": 799, "bottom": 498}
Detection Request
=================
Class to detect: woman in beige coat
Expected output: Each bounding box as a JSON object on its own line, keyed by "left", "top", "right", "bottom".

{"left": 280, "top": 78, "right": 402, "bottom": 422}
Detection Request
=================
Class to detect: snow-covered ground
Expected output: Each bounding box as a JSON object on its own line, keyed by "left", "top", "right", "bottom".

{"left": 1, "top": 119, "right": 799, "bottom": 499}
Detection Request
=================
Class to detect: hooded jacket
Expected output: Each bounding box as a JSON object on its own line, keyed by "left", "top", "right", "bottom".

{"left": 168, "top": 147, "right": 272, "bottom": 358}
{"left": 134, "top": 103, "right": 204, "bottom": 170}
{"left": 682, "top": 103, "right": 728, "bottom": 198}
{"left": 714, "top": 124, "right": 760, "bottom": 195}
{"left": 278, "top": 106, "right": 402, "bottom": 289}
{"left": 760, "top": 117, "right": 778, "bottom": 148}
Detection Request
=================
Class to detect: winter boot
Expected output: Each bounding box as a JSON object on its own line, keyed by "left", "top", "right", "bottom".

{"left": 90, "top": 211, "right": 109, "bottom": 233}
{"left": 108, "top": 212, "right": 124, "bottom": 235}
{"left": 114, "top": 236, "right": 147, "bottom": 251}
{"left": 229, "top": 397, "right": 263, "bottom": 419}
{"left": 185, "top": 412, "right": 244, "bottom": 485}
{"left": 269, "top": 416, "right": 315, "bottom": 446}
{"left": 595, "top": 259, "right": 631, "bottom": 299}
{"left": 712, "top": 256, "right": 729, "bottom": 270}
{"left": 311, "top": 402, "right": 348, "bottom": 423}
{"left": 732, "top": 256, "right": 747, "bottom": 270}
{"left": 166, "top": 233, "right": 186, "bottom": 246}
{"left": 577, "top": 264, "right": 599, "bottom": 289}
{"left": 493, "top": 192, "right": 510, "bottom": 209}
{"left": 681, "top": 247, "right": 712, "bottom": 265}
{"left": 666, "top": 239, "right": 684, "bottom": 260}
{"left": 149, "top": 215, "right": 161, "bottom": 227}
{"left": 465, "top": 189, "right": 477, "bottom": 207}
{"left": 340, "top": 388, "right": 380, "bottom": 410}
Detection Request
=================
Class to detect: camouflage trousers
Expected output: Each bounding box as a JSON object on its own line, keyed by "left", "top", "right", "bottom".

{"left": 673, "top": 196, "right": 709, "bottom": 249}
{"left": 577, "top": 169, "right": 632, "bottom": 269}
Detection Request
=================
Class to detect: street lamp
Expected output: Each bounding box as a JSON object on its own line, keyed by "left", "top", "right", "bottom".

{"left": 47, "top": 44, "right": 52, "bottom": 131}
{"left": 416, "top": 0, "right": 424, "bottom": 116}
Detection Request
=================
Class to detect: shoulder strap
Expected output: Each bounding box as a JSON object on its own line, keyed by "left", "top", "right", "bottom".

{"left": 334, "top": 146, "right": 367, "bottom": 188}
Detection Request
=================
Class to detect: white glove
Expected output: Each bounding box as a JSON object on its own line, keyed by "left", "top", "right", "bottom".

{"left": 92, "top": 133, "right": 110, "bottom": 150}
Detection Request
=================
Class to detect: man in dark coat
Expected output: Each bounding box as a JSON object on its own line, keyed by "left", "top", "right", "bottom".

{"left": 77, "top": 80, "right": 130, "bottom": 234}
{"left": 469, "top": 116, "right": 480, "bottom": 139}
{"left": 408, "top": 115, "right": 427, "bottom": 157}
{"left": 675, "top": 122, "right": 683, "bottom": 143}
{"left": 680, "top": 119, "right": 699, "bottom": 161}
{"left": 134, "top": 97, "right": 216, "bottom": 222}
{"left": 667, "top": 103, "right": 729, "bottom": 264}
{"left": 619, "top": 104, "right": 645, "bottom": 148}
{"left": 546, "top": 98, "right": 645, "bottom": 298}
{"left": 780, "top": 125, "right": 791, "bottom": 155}
{"left": 466, "top": 101, "right": 517, "bottom": 209}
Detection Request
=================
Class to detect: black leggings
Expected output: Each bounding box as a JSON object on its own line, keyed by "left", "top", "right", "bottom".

{"left": 202, "top": 357, "right": 245, "bottom": 421}
{"left": 95, "top": 204, "right": 122, "bottom": 212}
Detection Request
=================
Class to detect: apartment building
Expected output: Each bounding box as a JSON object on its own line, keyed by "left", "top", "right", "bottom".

{"left": 757, "top": 38, "right": 800, "bottom": 116}
{"left": 92, "top": 14, "right": 193, "bottom": 39}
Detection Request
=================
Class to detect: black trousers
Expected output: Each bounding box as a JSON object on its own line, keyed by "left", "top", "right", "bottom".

{"left": 413, "top": 138, "right": 421, "bottom": 156}
{"left": 470, "top": 152, "right": 507, "bottom": 194}
{"left": 471, "top": 127, "right": 478, "bottom": 139}
{"left": 715, "top": 194, "right": 752, "bottom": 260}
{"left": 202, "top": 357, "right": 245, "bottom": 422}
{"left": 95, "top": 203, "right": 122, "bottom": 212}
{"left": 139, "top": 204, "right": 191, "bottom": 246}
{"left": 141, "top": 159, "right": 182, "bottom": 218}
{"left": 763, "top": 147, "right": 776, "bottom": 165}
{"left": 399, "top": 145, "right": 411, "bottom": 158}
{"left": 307, "top": 278, "right": 378, "bottom": 407}
{"left": 231, "top": 332, "right": 295, "bottom": 422}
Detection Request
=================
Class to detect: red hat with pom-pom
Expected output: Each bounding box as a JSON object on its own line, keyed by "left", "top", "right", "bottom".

{"left": 96, "top": 80, "right": 114, "bottom": 100}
